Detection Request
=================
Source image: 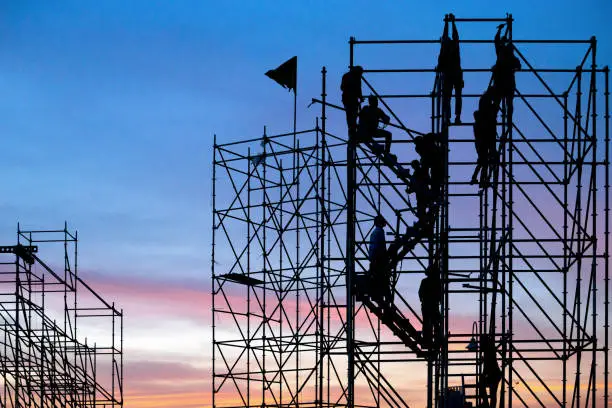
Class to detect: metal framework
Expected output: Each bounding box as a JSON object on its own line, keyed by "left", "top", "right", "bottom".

{"left": 212, "top": 15, "right": 609, "bottom": 408}
{"left": 0, "top": 224, "right": 123, "bottom": 407}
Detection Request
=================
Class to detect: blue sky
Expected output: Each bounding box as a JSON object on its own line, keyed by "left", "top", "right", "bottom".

{"left": 0, "top": 1, "right": 610, "bottom": 406}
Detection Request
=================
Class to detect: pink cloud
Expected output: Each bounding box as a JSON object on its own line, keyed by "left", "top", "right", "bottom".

{"left": 79, "top": 270, "right": 210, "bottom": 324}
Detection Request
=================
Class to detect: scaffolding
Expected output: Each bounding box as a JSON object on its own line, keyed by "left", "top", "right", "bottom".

{"left": 212, "top": 15, "right": 609, "bottom": 408}
{"left": 0, "top": 224, "right": 123, "bottom": 407}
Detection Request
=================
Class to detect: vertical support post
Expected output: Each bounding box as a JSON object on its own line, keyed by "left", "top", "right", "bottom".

{"left": 211, "top": 135, "right": 217, "bottom": 408}
{"left": 279, "top": 157, "right": 284, "bottom": 406}
{"left": 563, "top": 92, "right": 569, "bottom": 408}
{"left": 247, "top": 146, "right": 252, "bottom": 406}
{"left": 318, "top": 66, "right": 327, "bottom": 408}
{"left": 346, "top": 36, "right": 356, "bottom": 408}
{"left": 429, "top": 36, "right": 438, "bottom": 408}
{"left": 589, "top": 35, "right": 598, "bottom": 408}
{"left": 292, "top": 67, "right": 298, "bottom": 400}
{"left": 576, "top": 63, "right": 583, "bottom": 408}
{"left": 505, "top": 13, "right": 514, "bottom": 408}
{"left": 604, "top": 64, "right": 610, "bottom": 408}
{"left": 262, "top": 126, "right": 268, "bottom": 405}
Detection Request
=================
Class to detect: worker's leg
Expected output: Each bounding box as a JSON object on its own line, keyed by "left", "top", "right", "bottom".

{"left": 416, "top": 193, "right": 427, "bottom": 223}
{"left": 373, "top": 129, "right": 392, "bottom": 154}
{"left": 368, "top": 260, "right": 379, "bottom": 298}
{"left": 442, "top": 78, "right": 452, "bottom": 122}
{"left": 384, "top": 129, "right": 392, "bottom": 154}
{"left": 471, "top": 163, "right": 481, "bottom": 184}
{"left": 384, "top": 266, "right": 393, "bottom": 306}
{"left": 343, "top": 99, "right": 358, "bottom": 136}
{"left": 454, "top": 76, "right": 463, "bottom": 123}
{"left": 505, "top": 95, "right": 514, "bottom": 126}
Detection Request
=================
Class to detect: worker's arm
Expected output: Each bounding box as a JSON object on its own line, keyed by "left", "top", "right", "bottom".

{"left": 494, "top": 24, "right": 504, "bottom": 56}
{"left": 452, "top": 21, "right": 459, "bottom": 42}
{"left": 380, "top": 109, "right": 390, "bottom": 124}
{"left": 437, "top": 21, "right": 450, "bottom": 71}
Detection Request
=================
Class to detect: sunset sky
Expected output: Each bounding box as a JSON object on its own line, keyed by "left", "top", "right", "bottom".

{"left": 0, "top": 1, "right": 610, "bottom": 407}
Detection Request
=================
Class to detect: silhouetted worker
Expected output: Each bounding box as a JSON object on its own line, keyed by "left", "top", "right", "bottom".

{"left": 358, "top": 95, "right": 392, "bottom": 154}
{"left": 407, "top": 160, "right": 431, "bottom": 224}
{"left": 492, "top": 23, "right": 521, "bottom": 119}
{"left": 438, "top": 14, "right": 463, "bottom": 124}
{"left": 368, "top": 215, "right": 392, "bottom": 304}
{"left": 471, "top": 87, "right": 499, "bottom": 188}
{"left": 341, "top": 66, "right": 364, "bottom": 136}
{"left": 478, "top": 334, "right": 502, "bottom": 408}
{"left": 419, "top": 263, "right": 441, "bottom": 348}
{"left": 415, "top": 133, "right": 445, "bottom": 195}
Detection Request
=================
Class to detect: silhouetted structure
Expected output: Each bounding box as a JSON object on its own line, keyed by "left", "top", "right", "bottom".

{"left": 212, "top": 14, "right": 609, "bottom": 408}
{"left": 0, "top": 225, "right": 123, "bottom": 407}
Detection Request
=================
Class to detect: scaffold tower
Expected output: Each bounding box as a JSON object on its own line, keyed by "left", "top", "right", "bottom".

{"left": 212, "top": 14, "right": 609, "bottom": 408}
{"left": 0, "top": 224, "right": 124, "bottom": 407}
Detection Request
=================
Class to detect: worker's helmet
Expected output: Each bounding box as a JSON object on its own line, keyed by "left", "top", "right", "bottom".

{"left": 368, "top": 95, "right": 378, "bottom": 106}
{"left": 351, "top": 65, "right": 364, "bottom": 73}
{"left": 411, "top": 159, "right": 420, "bottom": 168}
{"left": 413, "top": 136, "right": 423, "bottom": 154}
{"left": 374, "top": 214, "right": 387, "bottom": 227}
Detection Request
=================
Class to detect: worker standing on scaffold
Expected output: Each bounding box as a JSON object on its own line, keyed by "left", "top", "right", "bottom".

{"left": 407, "top": 159, "right": 433, "bottom": 232}
{"left": 368, "top": 214, "right": 393, "bottom": 305}
{"left": 358, "top": 95, "right": 392, "bottom": 154}
{"left": 471, "top": 86, "right": 499, "bottom": 188}
{"left": 491, "top": 23, "right": 521, "bottom": 120}
{"left": 418, "top": 262, "right": 442, "bottom": 349}
{"left": 414, "top": 132, "right": 445, "bottom": 197}
{"left": 341, "top": 65, "right": 364, "bottom": 137}
{"left": 437, "top": 13, "right": 463, "bottom": 125}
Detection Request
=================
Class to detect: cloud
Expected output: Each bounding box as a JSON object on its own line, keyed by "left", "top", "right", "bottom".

{"left": 123, "top": 359, "right": 210, "bottom": 407}
{"left": 81, "top": 269, "right": 209, "bottom": 324}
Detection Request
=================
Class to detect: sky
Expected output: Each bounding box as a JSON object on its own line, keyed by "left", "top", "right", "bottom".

{"left": 0, "top": 1, "right": 611, "bottom": 407}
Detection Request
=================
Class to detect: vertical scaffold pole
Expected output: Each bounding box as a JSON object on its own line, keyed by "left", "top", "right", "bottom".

{"left": 211, "top": 135, "right": 217, "bottom": 408}
{"left": 506, "top": 14, "right": 514, "bottom": 408}
{"left": 318, "top": 66, "right": 327, "bottom": 408}
{"left": 589, "top": 35, "right": 597, "bottom": 408}
{"left": 604, "top": 63, "right": 610, "bottom": 408}
{"left": 346, "top": 36, "right": 356, "bottom": 408}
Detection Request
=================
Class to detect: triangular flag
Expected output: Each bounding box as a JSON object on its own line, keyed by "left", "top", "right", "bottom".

{"left": 265, "top": 56, "right": 297, "bottom": 93}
